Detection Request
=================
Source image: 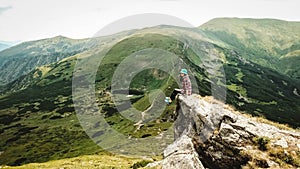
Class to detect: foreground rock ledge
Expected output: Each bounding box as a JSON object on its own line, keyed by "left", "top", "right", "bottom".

{"left": 147, "top": 95, "right": 300, "bottom": 169}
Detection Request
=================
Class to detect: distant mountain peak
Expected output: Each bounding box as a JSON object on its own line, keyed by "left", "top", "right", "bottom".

{"left": 0, "top": 35, "right": 91, "bottom": 85}
{"left": 52, "top": 35, "right": 70, "bottom": 40}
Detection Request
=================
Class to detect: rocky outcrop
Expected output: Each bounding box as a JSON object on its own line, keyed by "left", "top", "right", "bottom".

{"left": 160, "top": 135, "right": 204, "bottom": 169}
{"left": 148, "top": 94, "right": 300, "bottom": 169}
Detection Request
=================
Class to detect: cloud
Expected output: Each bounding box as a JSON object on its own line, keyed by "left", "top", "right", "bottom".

{"left": 0, "top": 6, "right": 12, "bottom": 15}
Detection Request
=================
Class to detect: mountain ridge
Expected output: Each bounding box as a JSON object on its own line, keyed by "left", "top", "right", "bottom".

{"left": 200, "top": 17, "right": 300, "bottom": 79}
{"left": 0, "top": 17, "right": 299, "bottom": 166}
{"left": 0, "top": 36, "right": 92, "bottom": 85}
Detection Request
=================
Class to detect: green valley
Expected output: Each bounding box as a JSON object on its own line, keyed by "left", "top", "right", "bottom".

{"left": 0, "top": 18, "right": 299, "bottom": 167}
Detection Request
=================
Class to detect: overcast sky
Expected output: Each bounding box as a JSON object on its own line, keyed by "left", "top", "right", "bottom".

{"left": 0, "top": 0, "right": 299, "bottom": 42}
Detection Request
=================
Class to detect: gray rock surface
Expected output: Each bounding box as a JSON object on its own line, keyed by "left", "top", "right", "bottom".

{"left": 149, "top": 94, "right": 300, "bottom": 169}
{"left": 162, "top": 135, "right": 205, "bottom": 169}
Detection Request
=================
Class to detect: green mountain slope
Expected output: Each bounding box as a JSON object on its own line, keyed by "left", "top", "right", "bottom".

{"left": 0, "top": 34, "right": 181, "bottom": 165}
{"left": 0, "top": 36, "right": 93, "bottom": 85}
{"left": 0, "top": 18, "right": 299, "bottom": 166}
{"left": 200, "top": 18, "right": 300, "bottom": 79}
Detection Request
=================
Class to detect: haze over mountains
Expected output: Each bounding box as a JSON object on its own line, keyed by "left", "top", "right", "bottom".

{"left": 0, "top": 41, "right": 17, "bottom": 52}
{"left": 0, "top": 18, "right": 299, "bottom": 166}
{"left": 0, "top": 43, "right": 10, "bottom": 52}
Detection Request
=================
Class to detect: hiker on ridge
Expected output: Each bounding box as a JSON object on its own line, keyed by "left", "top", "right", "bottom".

{"left": 179, "top": 68, "right": 192, "bottom": 96}
{"left": 165, "top": 69, "right": 192, "bottom": 104}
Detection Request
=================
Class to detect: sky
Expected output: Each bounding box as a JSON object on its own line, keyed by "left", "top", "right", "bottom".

{"left": 0, "top": 0, "right": 299, "bottom": 42}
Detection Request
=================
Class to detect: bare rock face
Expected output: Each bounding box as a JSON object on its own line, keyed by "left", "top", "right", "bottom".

{"left": 151, "top": 94, "right": 300, "bottom": 169}
{"left": 161, "top": 135, "right": 205, "bottom": 169}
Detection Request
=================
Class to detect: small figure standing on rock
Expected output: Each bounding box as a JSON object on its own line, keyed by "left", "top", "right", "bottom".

{"left": 165, "top": 69, "right": 192, "bottom": 104}
{"left": 179, "top": 68, "right": 192, "bottom": 96}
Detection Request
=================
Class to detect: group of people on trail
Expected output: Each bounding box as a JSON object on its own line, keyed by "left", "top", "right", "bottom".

{"left": 165, "top": 68, "right": 192, "bottom": 104}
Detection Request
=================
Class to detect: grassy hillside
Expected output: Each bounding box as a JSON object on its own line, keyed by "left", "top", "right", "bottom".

{"left": 1, "top": 154, "right": 156, "bottom": 169}
{"left": 0, "top": 33, "right": 194, "bottom": 166}
{"left": 0, "top": 18, "right": 299, "bottom": 166}
{"left": 224, "top": 52, "right": 300, "bottom": 126}
{"left": 200, "top": 18, "right": 300, "bottom": 79}
{"left": 0, "top": 36, "right": 93, "bottom": 85}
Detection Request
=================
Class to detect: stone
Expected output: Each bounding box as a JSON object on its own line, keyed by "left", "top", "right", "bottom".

{"left": 267, "top": 160, "right": 280, "bottom": 168}
{"left": 273, "top": 138, "right": 289, "bottom": 148}
{"left": 219, "top": 123, "right": 240, "bottom": 145}
{"left": 146, "top": 161, "right": 162, "bottom": 168}
{"left": 162, "top": 135, "right": 205, "bottom": 169}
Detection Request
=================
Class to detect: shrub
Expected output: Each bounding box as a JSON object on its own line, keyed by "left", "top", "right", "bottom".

{"left": 253, "top": 136, "right": 270, "bottom": 151}
{"left": 131, "top": 160, "right": 152, "bottom": 169}
{"left": 270, "top": 149, "right": 300, "bottom": 167}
